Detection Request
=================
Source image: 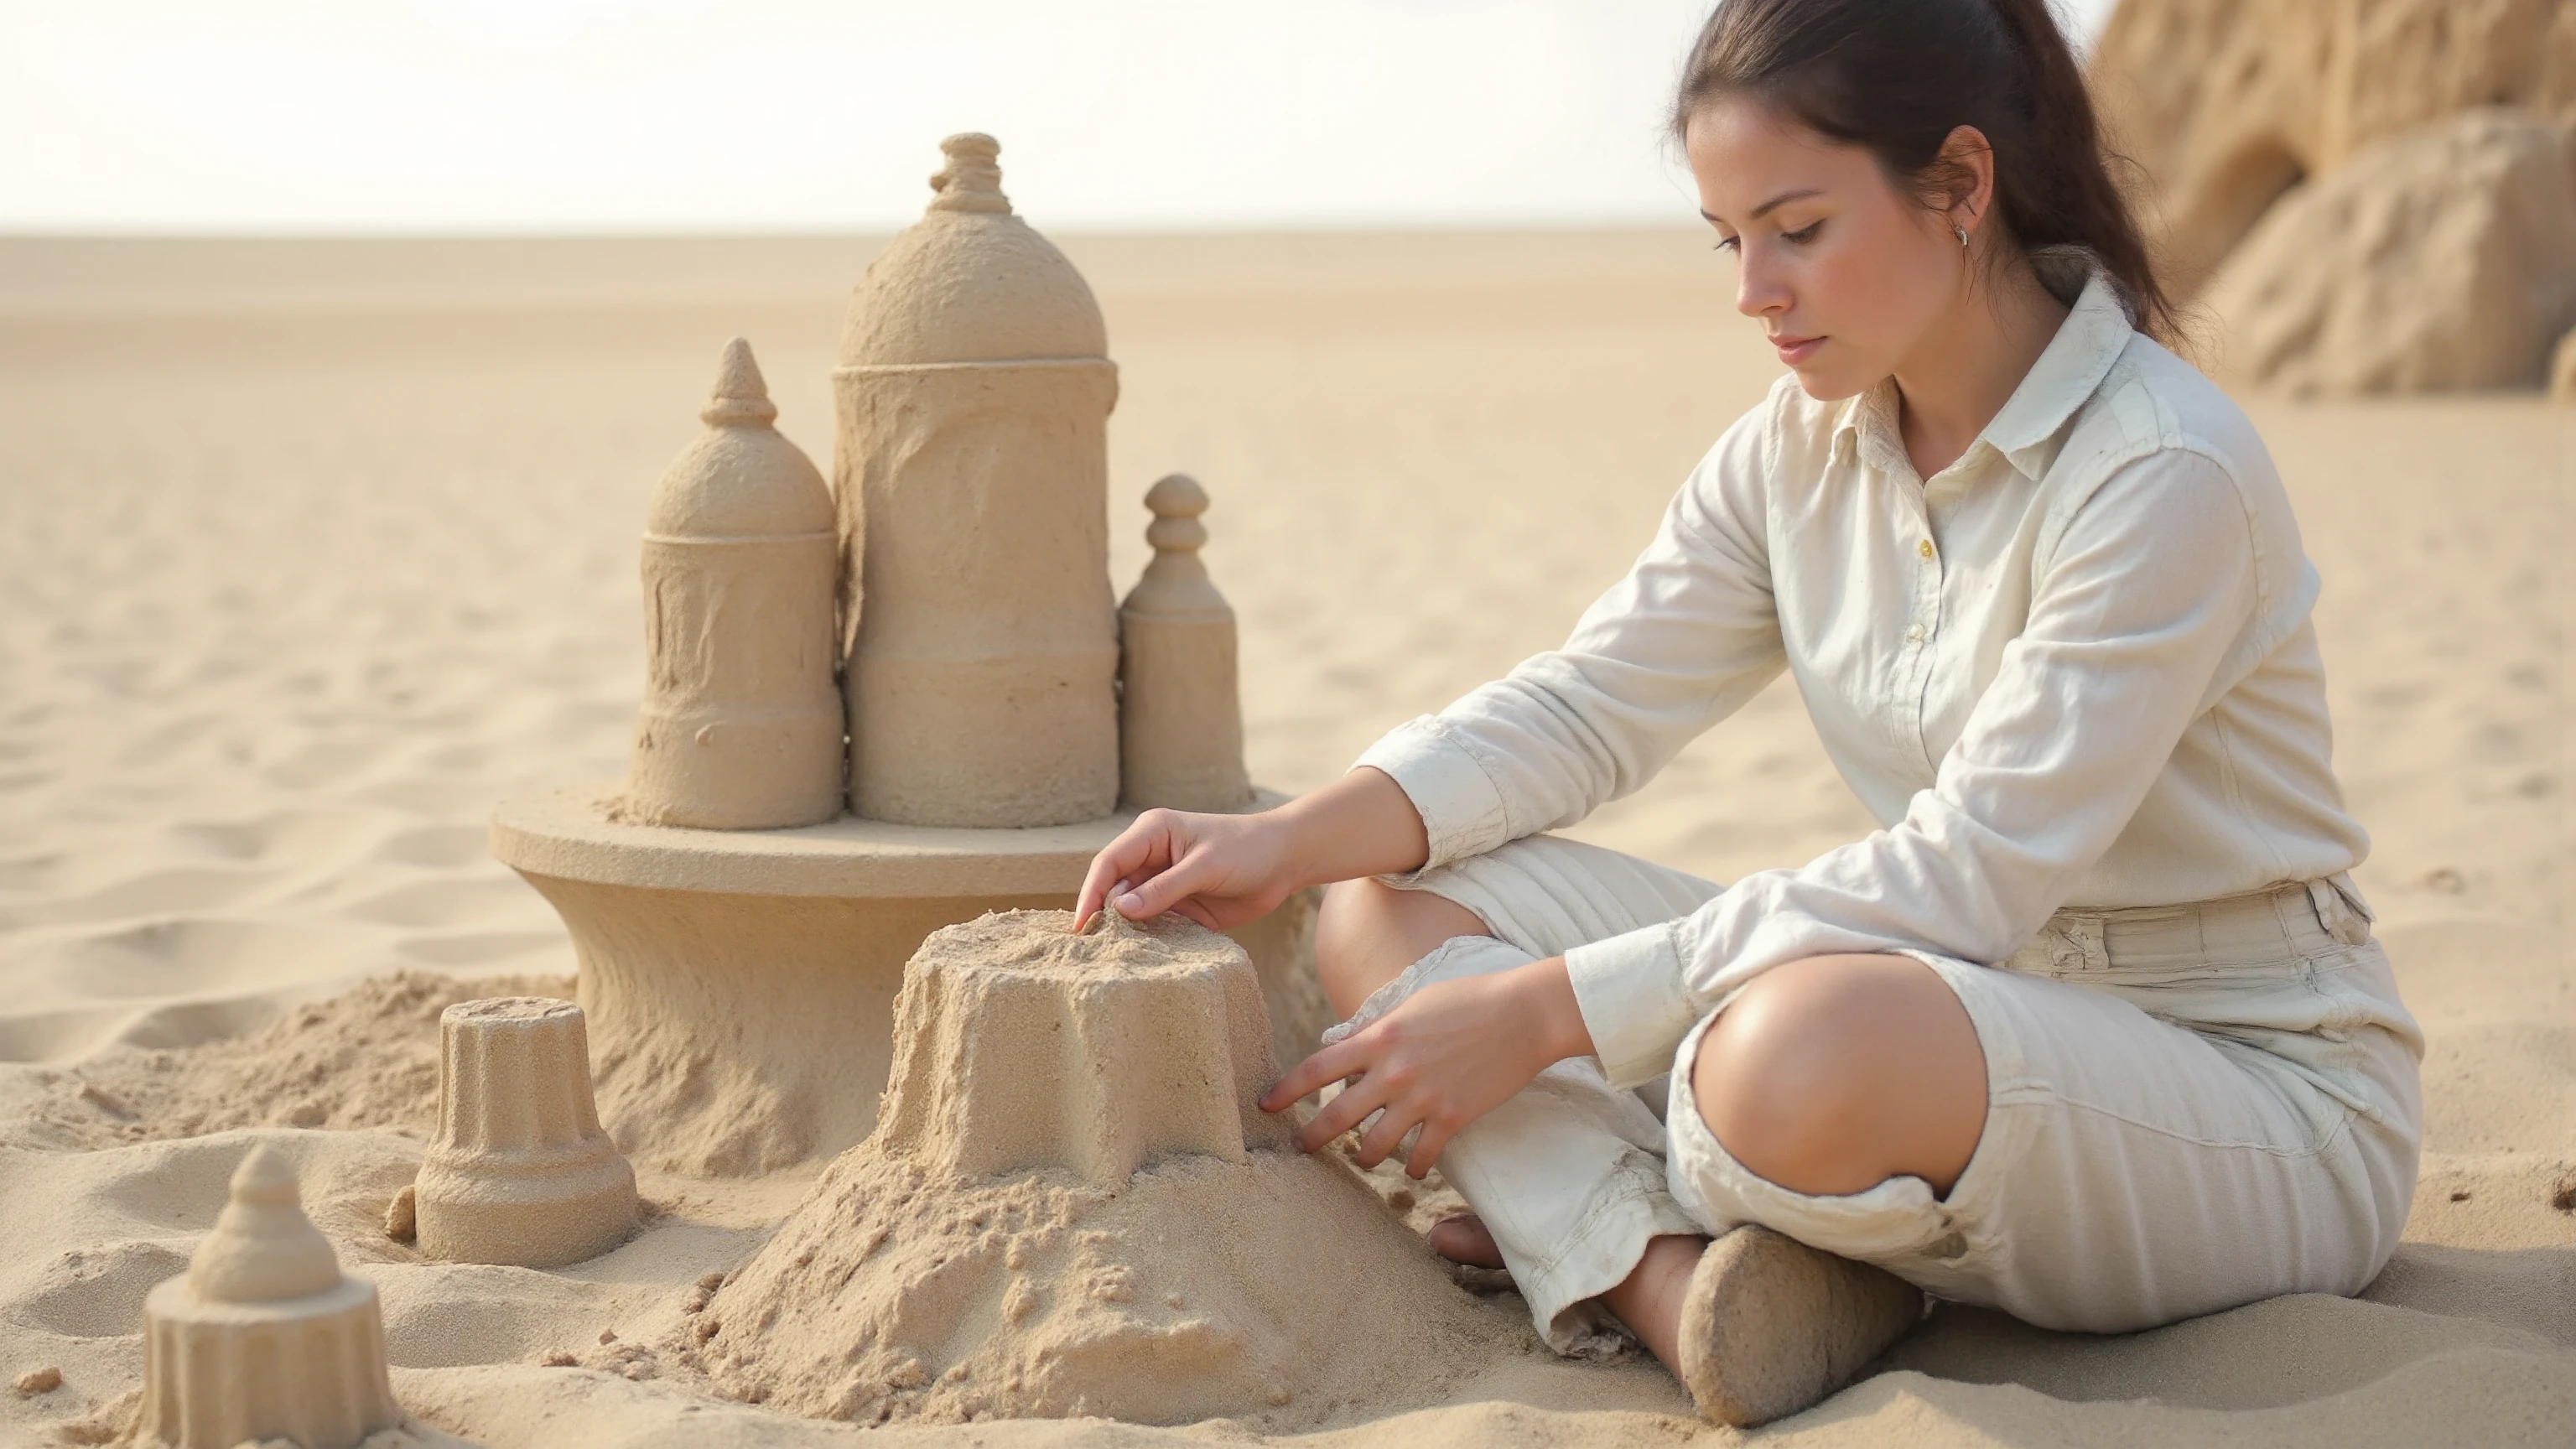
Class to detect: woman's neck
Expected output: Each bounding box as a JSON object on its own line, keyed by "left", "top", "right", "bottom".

{"left": 1891, "top": 255, "right": 2070, "bottom": 480}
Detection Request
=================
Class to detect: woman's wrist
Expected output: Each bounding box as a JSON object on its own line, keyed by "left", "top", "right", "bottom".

{"left": 1515, "top": 956, "right": 1597, "bottom": 1067}
{"left": 1272, "top": 766, "right": 1431, "bottom": 891}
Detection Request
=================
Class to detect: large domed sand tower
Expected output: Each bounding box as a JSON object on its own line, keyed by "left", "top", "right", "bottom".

{"left": 835, "top": 133, "right": 1123, "bottom": 828}
{"left": 490, "top": 136, "right": 1327, "bottom": 1177}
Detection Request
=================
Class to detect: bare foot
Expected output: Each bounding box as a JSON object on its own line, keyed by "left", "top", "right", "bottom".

{"left": 1670, "top": 1227, "right": 1922, "bottom": 1426}
{"left": 1426, "top": 1213, "right": 1507, "bottom": 1270}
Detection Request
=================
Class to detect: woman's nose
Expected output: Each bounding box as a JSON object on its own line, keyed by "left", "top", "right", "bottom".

{"left": 1736, "top": 249, "right": 1790, "bottom": 319}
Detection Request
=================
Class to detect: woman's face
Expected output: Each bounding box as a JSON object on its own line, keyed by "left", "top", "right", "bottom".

{"left": 1684, "top": 96, "right": 1966, "bottom": 400}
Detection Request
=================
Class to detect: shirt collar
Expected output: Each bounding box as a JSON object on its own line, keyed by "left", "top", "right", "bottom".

{"left": 1831, "top": 262, "right": 2135, "bottom": 480}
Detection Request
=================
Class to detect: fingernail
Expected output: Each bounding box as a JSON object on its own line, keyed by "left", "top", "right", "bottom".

{"left": 1117, "top": 891, "right": 1143, "bottom": 914}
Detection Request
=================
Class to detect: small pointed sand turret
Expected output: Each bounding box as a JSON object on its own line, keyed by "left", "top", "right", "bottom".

{"left": 414, "top": 996, "right": 638, "bottom": 1267}
{"left": 834, "top": 132, "right": 1123, "bottom": 828}
{"left": 142, "top": 1145, "right": 401, "bottom": 1448}
{"left": 1119, "top": 474, "right": 1254, "bottom": 812}
{"left": 626, "top": 337, "right": 843, "bottom": 830}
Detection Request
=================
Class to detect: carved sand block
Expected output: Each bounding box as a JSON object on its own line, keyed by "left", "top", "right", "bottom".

{"left": 695, "top": 911, "right": 1497, "bottom": 1426}
{"left": 1119, "top": 475, "right": 1254, "bottom": 813}
{"left": 835, "top": 132, "right": 1122, "bottom": 827}
{"left": 142, "top": 1145, "right": 401, "bottom": 1448}
{"left": 626, "top": 337, "right": 843, "bottom": 829}
{"left": 414, "top": 997, "right": 638, "bottom": 1268}
{"left": 876, "top": 910, "right": 1291, "bottom": 1182}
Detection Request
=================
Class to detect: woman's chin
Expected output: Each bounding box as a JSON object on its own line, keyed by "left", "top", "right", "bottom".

{"left": 1787, "top": 361, "right": 1874, "bottom": 402}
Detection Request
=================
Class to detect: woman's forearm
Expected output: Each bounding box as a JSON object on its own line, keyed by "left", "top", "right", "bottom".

{"left": 1274, "top": 766, "right": 1434, "bottom": 889}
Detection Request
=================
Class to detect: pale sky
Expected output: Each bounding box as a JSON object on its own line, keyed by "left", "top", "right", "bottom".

{"left": 0, "top": 0, "right": 2119, "bottom": 233}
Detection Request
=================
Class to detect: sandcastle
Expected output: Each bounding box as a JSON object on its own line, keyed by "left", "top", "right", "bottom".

{"left": 687, "top": 911, "right": 1498, "bottom": 1426}
{"left": 140, "top": 1145, "right": 402, "bottom": 1447}
{"left": 490, "top": 133, "right": 1328, "bottom": 1175}
{"left": 413, "top": 996, "right": 639, "bottom": 1267}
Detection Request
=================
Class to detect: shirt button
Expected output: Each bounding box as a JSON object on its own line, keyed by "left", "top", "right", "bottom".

{"left": 1919, "top": 539, "right": 1935, "bottom": 560}
{"left": 1907, "top": 623, "right": 1927, "bottom": 642}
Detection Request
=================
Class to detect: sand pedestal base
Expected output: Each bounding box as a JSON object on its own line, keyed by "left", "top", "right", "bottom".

{"left": 489, "top": 786, "right": 1328, "bottom": 1176}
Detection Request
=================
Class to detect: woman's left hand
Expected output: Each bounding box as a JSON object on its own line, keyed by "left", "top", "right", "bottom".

{"left": 1259, "top": 957, "right": 1592, "bottom": 1179}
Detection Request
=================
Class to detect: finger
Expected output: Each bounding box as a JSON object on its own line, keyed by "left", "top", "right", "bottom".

{"left": 1353, "top": 1099, "right": 1420, "bottom": 1169}
{"left": 1261, "top": 1037, "right": 1370, "bottom": 1113}
{"left": 1404, "top": 1118, "right": 1457, "bottom": 1180}
{"left": 1075, "top": 819, "right": 1171, "bottom": 928}
{"left": 1166, "top": 897, "right": 1222, "bottom": 931}
{"left": 1293, "top": 1072, "right": 1389, "bottom": 1151}
{"left": 1113, "top": 836, "right": 1217, "bottom": 920}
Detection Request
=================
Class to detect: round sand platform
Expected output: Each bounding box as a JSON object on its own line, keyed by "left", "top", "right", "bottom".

{"left": 489, "top": 786, "right": 1327, "bottom": 1176}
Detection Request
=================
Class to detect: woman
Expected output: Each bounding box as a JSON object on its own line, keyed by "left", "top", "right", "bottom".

{"left": 1075, "top": 0, "right": 2423, "bottom": 1427}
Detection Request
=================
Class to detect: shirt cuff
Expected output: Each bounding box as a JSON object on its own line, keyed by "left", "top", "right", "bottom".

{"left": 1564, "top": 922, "right": 1698, "bottom": 1088}
{"left": 1351, "top": 716, "right": 1513, "bottom": 875}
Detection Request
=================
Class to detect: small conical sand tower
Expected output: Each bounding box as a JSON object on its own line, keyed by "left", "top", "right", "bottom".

{"left": 413, "top": 996, "right": 638, "bottom": 1268}
{"left": 834, "top": 132, "right": 1123, "bottom": 828}
{"left": 626, "top": 337, "right": 842, "bottom": 830}
{"left": 691, "top": 912, "right": 1493, "bottom": 1426}
{"left": 141, "top": 1145, "right": 401, "bottom": 1448}
{"left": 1119, "top": 474, "right": 1254, "bottom": 812}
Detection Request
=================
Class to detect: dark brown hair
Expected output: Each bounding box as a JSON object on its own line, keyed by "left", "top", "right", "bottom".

{"left": 1671, "top": 0, "right": 2178, "bottom": 345}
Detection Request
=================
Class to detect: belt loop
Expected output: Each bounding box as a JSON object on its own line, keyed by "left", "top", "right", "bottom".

{"left": 2304, "top": 877, "right": 2371, "bottom": 947}
{"left": 2059, "top": 914, "right": 2109, "bottom": 973}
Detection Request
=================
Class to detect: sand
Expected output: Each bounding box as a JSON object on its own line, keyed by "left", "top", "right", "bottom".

{"left": 1, "top": 231, "right": 2572, "bottom": 1445}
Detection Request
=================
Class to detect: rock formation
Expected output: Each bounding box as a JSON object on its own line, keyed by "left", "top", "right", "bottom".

{"left": 626, "top": 337, "right": 843, "bottom": 829}
{"left": 140, "top": 1145, "right": 402, "bottom": 1448}
{"left": 2090, "top": 0, "right": 2576, "bottom": 299}
{"left": 834, "top": 133, "right": 1122, "bottom": 827}
{"left": 1118, "top": 475, "right": 1254, "bottom": 813}
{"left": 2200, "top": 110, "right": 2576, "bottom": 395}
{"left": 413, "top": 996, "right": 638, "bottom": 1268}
{"left": 689, "top": 911, "right": 1498, "bottom": 1426}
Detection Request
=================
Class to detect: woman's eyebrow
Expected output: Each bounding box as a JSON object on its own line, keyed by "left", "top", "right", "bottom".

{"left": 1700, "top": 187, "right": 1826, "bottom": 226}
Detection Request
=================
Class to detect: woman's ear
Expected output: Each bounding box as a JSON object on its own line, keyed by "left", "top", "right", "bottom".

{"left": 1935, "top": 124, "right": 1997, "bottom": 241}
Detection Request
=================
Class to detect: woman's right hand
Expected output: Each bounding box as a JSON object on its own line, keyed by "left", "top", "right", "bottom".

{"left": 1072, "top": 808, "right": 1302, "bottom": 932}
{"left": 1072, "top": 767, "right": 1434, "bottom": 933}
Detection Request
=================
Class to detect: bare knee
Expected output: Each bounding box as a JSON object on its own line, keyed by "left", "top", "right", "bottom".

{"left": 1689, "top": 954, "right": 1987, "bottom": 1198}
{"left": 1312, "top": 877, "right": 1491, "bottom": 1017}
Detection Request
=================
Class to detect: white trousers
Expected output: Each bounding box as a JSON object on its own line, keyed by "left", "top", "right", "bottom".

{"left": 1333, "top": 835, "right": 2424, "bottom": 1352}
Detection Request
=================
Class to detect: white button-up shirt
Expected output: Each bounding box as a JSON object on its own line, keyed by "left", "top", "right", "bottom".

{"left": 1355, "top": 270, "right": 2369, "bottom": 1088}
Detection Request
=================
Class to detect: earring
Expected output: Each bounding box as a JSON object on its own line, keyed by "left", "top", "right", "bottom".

{"left": 1954, "top": 223, "right": 1970, "bottom": 249}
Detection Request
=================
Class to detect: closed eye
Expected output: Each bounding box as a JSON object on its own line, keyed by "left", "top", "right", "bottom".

{"left": 1782, "top": 220, "right": 1824, "bottom": 245}
{"left": 1712, "top": 235, "right": 1740, "bottom": 254}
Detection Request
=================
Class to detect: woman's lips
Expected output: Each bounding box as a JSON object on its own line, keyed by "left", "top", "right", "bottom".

{"left": 1772, "top": 334, "right": 1825, "bottom": 366}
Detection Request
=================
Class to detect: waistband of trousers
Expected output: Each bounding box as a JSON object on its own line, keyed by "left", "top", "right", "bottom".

{"left": 2003, "top": 873, "right": 2374, "bottom": 976}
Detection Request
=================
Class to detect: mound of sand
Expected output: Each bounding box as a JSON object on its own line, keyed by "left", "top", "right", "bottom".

{"left": 2089, "top": 0, "right": 2576, "bottom": 296}
{"left": 5, "top": 972, "right": 569, "bottom": 1154}
{"left": 686, "top": 911, "right": 1521, "bottom": 1427}
{"left": 2202, "top": 110, "right": 2576, "bottom": 395}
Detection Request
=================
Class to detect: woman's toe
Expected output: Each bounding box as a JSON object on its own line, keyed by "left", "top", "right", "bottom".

{"left": 1427, "top": 1213, "right": 1508, "bottom": 1270}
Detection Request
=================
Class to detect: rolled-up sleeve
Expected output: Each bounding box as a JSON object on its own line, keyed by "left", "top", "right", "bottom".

{"left": 1353, "top": 407, "right": 1787, "bottom": 879}
{"left": 1581, "top": 449, "right": 2268, "bottom": 1085}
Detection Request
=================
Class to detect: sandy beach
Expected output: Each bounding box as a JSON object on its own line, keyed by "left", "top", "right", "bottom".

{"left": 0, "top": 231, "right": 2570, "bottom": 1445}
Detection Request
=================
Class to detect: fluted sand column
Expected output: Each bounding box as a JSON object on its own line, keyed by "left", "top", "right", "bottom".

{"left": 415, "top": 996, "right": 638, "bottom": 1268}
{"left": 141, "top": 1145, "right": 401, "bottom": 1449}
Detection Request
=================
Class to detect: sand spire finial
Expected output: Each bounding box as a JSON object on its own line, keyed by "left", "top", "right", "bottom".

{"left": 186, "top": 1144, "right": 342, "bottom": 1305}
{"left": 700, "top": 336, "right": 779, "bottom": 428}
{"left": 928, "top": 132, "right": 1011, "bottom": 215}
{"left": 1143, "top": 473, "right": 1211, "bottom": 561}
